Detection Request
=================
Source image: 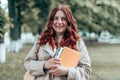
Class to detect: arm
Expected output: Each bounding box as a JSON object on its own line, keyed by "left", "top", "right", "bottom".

{"left": 24, "top": 40, "right": 62, "bottom": 76}
{"left": 67, "top": 39, "right": 91, "bottom": 80}
{"left": 24, "top": 41, "right": 46, "bottom": 76}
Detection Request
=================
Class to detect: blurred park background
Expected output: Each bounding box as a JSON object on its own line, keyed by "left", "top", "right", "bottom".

{"left": 0, "top": 0, "right": 120, "bottom": 80}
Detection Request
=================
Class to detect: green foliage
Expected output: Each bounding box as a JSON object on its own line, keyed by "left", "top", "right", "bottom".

{"left": 67, "top": 0, "right": 120, "bottom": 35}
{"left": 0, "top": 7, "right": 6, "bottom": 38}
{"left": 16, "top": 0, "right": 51, "bottom": 34}
{"left": 34, "top": 0, "right": 51, "bottom": 31}
{"left": 14, "top": 0, "right": 120, "bottom": 35}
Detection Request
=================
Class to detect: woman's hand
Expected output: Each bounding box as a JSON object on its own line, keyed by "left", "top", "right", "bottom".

{"left": 44, "top": 58, "right": 61, "bottom": 69}
{"left": 49, "top": 65, "right": 68, "bottom": 76}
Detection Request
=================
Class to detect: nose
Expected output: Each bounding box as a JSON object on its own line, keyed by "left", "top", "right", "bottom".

{"left": 57, "top": 18, "right": 62, "bottom": 24}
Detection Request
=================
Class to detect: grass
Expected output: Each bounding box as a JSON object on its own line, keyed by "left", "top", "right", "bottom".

{"left": 0, "top": 43, "right": 32, "bottom": 80}
{"left": 0, "top": 43, "right": 120, "bottom": 80}
{"left": 88, "top": 43, "right": 120, "bottom": 80}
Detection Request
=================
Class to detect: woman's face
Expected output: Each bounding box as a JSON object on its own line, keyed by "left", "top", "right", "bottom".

{"left": 53, "top": 10, "right": 67, "bottom": 35}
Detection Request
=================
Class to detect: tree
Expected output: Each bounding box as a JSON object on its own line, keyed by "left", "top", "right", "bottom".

{"left": 20, "top": 0, "right": 51, "bottom": 35}
{"left": 0, "top": 7, "right": 6, "bottom": 63}
{"left": 0, "top": 7, "right": 6, "bottom": 43}
{"left": 8, "top": 0, "right": 120, "bottom": 38}
{"left": 8, "top": 0, "right": 22, "bottom": 52}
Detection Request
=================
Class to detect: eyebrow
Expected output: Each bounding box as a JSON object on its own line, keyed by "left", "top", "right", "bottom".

{"left": 53, "top": 16, "right": 66, "bottom": 18}
{"left": 54, "top": 15, "right": 66, "bottom": 17}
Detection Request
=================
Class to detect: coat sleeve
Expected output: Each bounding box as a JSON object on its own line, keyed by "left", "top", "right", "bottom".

{"left": 24, "top": 41, "right": 46, "bottom": 76}
{"left": 67, "top": 39, "right": 91, "bottom": 80}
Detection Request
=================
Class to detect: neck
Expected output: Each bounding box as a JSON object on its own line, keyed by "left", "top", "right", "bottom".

{"left": 55, "top": 33, "right": 64, "bottom": 43}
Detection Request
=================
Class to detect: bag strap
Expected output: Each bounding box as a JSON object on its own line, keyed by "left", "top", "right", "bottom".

{"left": 35, "top": 43, "right": 41, "bottom": 60}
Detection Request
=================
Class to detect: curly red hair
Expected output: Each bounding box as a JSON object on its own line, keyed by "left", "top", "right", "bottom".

{"left": 38, "top": 5, "right": 80, "bottom": 51}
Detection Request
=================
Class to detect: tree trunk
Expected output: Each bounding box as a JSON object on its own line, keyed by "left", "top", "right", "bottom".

{"left": 8, "top": 0, "right": 22, "bottom": 52}
{"left": 8, "top": 0, "right": 19, "bottom": 40}
{"left": 0, "top": 43, "right": 6, "bottom": 63}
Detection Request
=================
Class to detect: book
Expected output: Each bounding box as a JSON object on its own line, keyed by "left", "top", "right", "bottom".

{"left": 55, "top": 47, "right": 82, "bottom": 68}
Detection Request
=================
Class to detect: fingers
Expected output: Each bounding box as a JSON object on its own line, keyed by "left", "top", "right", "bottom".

{"left": 49, "top": 65, "right": 68, "bottom": 76}
{"left": 44, "top": 58, "right": 61, "bottom": 69}
{"left": 51, "top": 58, "right": 61, "bottom": 64}
{"left": 53, "top": 58, "right": 61, "bottom": 61}
{"left": 49, "top": 65, "right": 58, "bottom": 73}
{"left": 52, "top": 60, "right": 62, "bottom": 65}
{"left": 50, "top": 65, "right": 58, "bottom": 69}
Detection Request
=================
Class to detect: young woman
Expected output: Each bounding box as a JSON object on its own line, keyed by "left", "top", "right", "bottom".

{"left": 24, "top": 4, "right": 91, "bottom": 80}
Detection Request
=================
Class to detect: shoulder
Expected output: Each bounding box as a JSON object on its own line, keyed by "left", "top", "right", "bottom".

{"left": 35, "top": 34, "right": 41, "bottom": 43}
{"left": 77, "top": 38, "right": 86, "bottom": 46}
{"left": 76, "top": 38, "right": 87, "bottom": 51}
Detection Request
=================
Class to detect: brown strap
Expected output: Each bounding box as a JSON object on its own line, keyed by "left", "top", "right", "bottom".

{"left": 35, "top": 43, "right": 41, "bottom": 60}
{"left": 35, "top": 35, "right": 41, "bottom": 60}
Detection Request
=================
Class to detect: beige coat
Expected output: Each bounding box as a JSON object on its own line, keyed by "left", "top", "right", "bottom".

{"left": 24, "top": 39, "right": 91, "bottom": 80}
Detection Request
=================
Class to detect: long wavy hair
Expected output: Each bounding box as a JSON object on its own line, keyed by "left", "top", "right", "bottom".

{"left": 38, "top": 5, "right": 80, "bottom": 51}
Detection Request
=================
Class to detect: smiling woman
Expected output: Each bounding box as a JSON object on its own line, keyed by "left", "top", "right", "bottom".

{"left": 24, "top": 4, "right": 91, "bottom": 80}
{"left": 52, "top": 10, "right": 67, "bottom": 41}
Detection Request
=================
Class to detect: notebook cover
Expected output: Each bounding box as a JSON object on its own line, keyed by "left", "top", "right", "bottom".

{"left": 59, "top": 47, "right": 82, "bottom": 68}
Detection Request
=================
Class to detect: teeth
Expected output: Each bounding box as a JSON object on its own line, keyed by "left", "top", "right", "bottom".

{"left": 58, "top": 26, "right": 63, "bottom": 27}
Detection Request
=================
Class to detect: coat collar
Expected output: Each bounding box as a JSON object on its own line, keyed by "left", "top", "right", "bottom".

{"left": 42, "top": 42, "right": 56, "bottom": 57}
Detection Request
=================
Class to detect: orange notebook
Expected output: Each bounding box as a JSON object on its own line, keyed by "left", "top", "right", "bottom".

{"left": 56, "top": 47, "right": 82, "bottom": 68}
